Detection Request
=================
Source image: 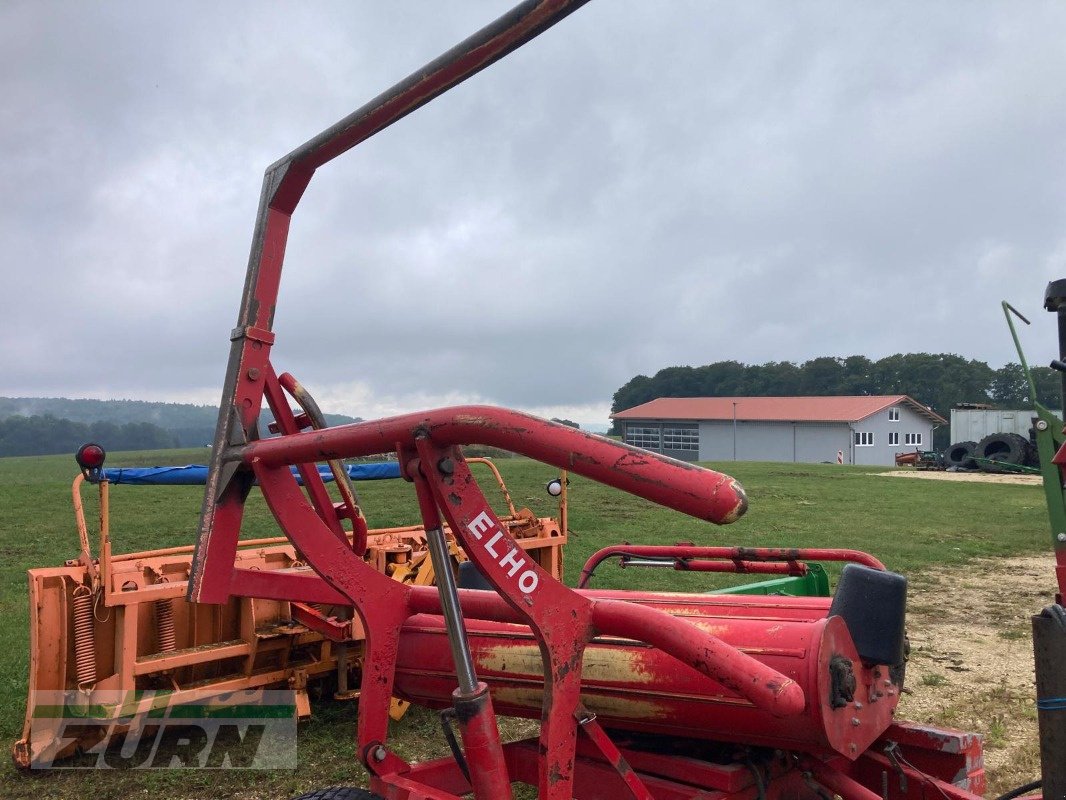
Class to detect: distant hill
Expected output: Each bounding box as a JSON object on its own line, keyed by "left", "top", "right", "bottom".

{"left": 0, "top": 397, "right": 361, "bottom": 450}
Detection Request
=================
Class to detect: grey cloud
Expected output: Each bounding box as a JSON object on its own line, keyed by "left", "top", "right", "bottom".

{"left": 2, "top": 1, "right": 1065, "bottom": 428}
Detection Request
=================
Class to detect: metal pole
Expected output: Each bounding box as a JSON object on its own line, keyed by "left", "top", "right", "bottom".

{"left": 410, "top": 458, "right": 480, "bottom": 697}
{"left": 1003, "top": 301, "right": 1041, "bottom": 406}
{"left": 424, "top": 526, "right": 479, "bottom": 696}
{"left": 1033, "top": 607, "right": 1066, "bottom": 800}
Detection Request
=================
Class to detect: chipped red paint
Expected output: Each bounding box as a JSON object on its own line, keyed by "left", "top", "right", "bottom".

{"left": 237, "top": 405, "right": 749, "bottom": 525}
{"left": 573, "top": 707, "right": 655, "bottom": 800}
{"left": 417, "top": 441, "right": 593, "bottom": 800}
{"left": 578, "top": 545, "right": 885, "bottom": 588}
{"left": 452, "top": 684, "right": 512, "bottom": 799}
{"left": 394, "top": 603, "right": 890, "bottom": 756}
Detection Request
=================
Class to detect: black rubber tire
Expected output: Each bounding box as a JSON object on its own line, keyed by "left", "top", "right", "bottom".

{"left": 943, "top": 440, "right": 977, "bottom": 470}
{"left": 290, "top": 788, "right": 383, "bottom": 800}
{"left": 1026, "top": 446, "right": 1040, "bottom": 467}
{"left": 974, "top": 433, "right": 1029, "bottom": 466}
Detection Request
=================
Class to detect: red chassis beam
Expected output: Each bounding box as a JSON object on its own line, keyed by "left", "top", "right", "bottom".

{"left": 577, "top": 545, "right": 886, "bottom": 588}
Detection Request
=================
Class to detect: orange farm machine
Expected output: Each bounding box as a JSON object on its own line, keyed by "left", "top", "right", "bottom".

{"left": 14, "top": 452, "right": 568, "bottom": 767}
{"left": 16, "top": 2, "right": 1066, "bottom": 799}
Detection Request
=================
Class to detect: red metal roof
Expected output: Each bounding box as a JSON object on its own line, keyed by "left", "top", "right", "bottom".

{"left": 612, "top": 395, "right": 946, "bottom": 425}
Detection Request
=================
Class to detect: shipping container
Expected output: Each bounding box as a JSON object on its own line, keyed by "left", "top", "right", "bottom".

{"left": 948, "top": 408, "right": 1059, "bottom": 444}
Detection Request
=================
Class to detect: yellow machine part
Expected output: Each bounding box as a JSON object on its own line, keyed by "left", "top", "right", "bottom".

{"left": 13, "top": 459, "right": 567, "bottom": 768}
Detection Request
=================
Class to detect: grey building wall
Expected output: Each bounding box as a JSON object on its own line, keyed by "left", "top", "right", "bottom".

{"left": 849, "top": 403, "right": 937, "bottom": 466}
{"left": 697, "top": 420, "right": 737, "bottom": 461}
{"left": 620, "top": 402, "right": 937, "bottom": 466}
{"left": 796, "top": 423, "right": 854, "bottom": 463}
{"left": 697, "top": 421, "right": 851, "bottom": 463}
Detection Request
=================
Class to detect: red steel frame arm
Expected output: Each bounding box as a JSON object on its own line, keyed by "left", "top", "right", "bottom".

{"left": 413, "top": 440, "right": 594, "bottom": 800}
{"left": 235, "top": 406, "right": 748, "bottom": 522}
{"left": 189, "top": 0, "right": 593, "bottom": 604}
{"left": 408, "top": 442, "right": 795, "bottom": 799}
{"left": 249, "top": 458, "right": 411, "bottom": 760}
{"left": 193, "top": 405, "right": 748, "bottom": 602}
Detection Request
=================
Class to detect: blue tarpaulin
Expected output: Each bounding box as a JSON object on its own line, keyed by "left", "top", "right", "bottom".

{"left": 102, "top": 462, "right": 401, "bottom": 486}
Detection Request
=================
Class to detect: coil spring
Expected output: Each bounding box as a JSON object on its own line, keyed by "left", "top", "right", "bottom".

{"left": 155, "top": 599, "right": 176, "bottom": 653}
{"left": 72, "top": 586, "right": 97, "bottom": 689}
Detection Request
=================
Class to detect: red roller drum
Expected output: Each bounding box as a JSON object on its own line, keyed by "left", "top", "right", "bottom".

{"left": 394, "top": 591, "right": 901, "bottom": 759}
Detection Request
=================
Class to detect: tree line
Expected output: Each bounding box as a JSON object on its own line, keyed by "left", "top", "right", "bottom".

{"left": 610, "top": 354, "right": 1060, "bottom": 445}
{"left": 0, "top": 409, "right": 378, "bottom": 457}
{"left": 0, "top": 414, "right": 180, "bottom": 458}
{"left": 0, "top": 397, "right": 360, "bottom": 448}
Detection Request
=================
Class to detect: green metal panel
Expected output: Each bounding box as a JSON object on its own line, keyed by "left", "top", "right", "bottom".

{"left": 709, "top": 563, "right": 830, "bottom": 597}
{"left": 1002, "top": 301, "right": 1066, "bottom": 556}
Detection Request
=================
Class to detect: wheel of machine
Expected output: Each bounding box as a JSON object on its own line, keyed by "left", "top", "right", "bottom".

{"left": 943, "top": 441, "right": 977, "bottom": 469}
{"left": 974, "top": 433, "right": 1028, "bottom": 467}
{"left": 290, "top": 788, "right": 384, "bottom": 800}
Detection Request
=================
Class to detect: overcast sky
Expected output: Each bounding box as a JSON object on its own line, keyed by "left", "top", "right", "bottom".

{"left": 2, "top": 1, "right": 1065, "bottom": 430}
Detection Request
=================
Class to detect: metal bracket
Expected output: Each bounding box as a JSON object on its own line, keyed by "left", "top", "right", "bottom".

{"left": 883, "top": 741, "right": 908, "bottom": 794}
{"left": 229, "top": 325, "right": 276, "bottom": 345}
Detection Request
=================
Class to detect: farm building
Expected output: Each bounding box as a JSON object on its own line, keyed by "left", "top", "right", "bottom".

{"left": 612, "top": 395, "right": 946, "bottom": 466}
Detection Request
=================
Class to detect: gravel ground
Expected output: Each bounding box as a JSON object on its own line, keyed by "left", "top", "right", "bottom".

{"left": 900, "top": 554, "right": 1054, "bottom": 794}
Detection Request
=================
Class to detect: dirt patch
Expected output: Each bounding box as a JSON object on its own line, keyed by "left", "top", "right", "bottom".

{"left": 877, "top": 469, "right": 1042, "bottom": 486}
{"left": 900, "top": 554, "right": 1054, "bottom": 794}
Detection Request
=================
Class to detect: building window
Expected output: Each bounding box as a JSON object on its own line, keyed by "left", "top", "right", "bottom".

{"left": 905, "top": 433, "right": 923, "bottom": 446}
{"left": 854, "top": 431, "right": 874, "bottom": 447}
{"left": 888, "top": 407, "right": 900, "bottom": 421}
{"left": 888, "top": 432, "right": 899, "bottom": 446}
{"left": 662, "top": 426, "right": 699, "bottom": 451}
{"left": 625, "top": 426, "right": 661, "bottom": 450}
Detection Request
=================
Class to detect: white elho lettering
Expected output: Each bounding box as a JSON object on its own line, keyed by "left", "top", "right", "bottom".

{"left": 466, "top": 511, "right": 540, "bottom": 594}
{"left": 498, "top": 547, "right": 525, "bottom": 577}
{"left": 468, "top": 512, "right": 494, "bottom": 540}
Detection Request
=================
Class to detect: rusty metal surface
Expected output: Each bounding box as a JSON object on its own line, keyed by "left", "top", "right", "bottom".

{"left": 236, "top": 406, "right": 748, "bottom": 521}
{"left": 394, "top": 602, "right": 894, "bottom": 757}
{"left": 416, "top": 442, "right": 596, "bottom": 800}
{"left": 578, "top": 545, "right": 885, "bottom": 588}
{"left": 15, "top": 467, "right": 565, "bottom": 769}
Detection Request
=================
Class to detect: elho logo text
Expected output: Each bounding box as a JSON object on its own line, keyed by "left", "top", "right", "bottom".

{"left": 466, "top": 511, "right": 540, "bottom": 594}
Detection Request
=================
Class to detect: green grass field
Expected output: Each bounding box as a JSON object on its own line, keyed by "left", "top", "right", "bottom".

{"left": 0, "top": 448, "right": 1052, "bottom": 799}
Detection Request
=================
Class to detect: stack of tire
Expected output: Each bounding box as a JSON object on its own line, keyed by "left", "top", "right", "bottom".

{"left": 943, "top": 434, "right": 1037, "bottom": 473}
{"left": 942, "top": 441, "right": 978, "bottom": 470}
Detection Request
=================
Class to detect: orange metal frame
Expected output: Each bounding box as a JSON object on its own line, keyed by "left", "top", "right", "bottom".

{"left": 14, "top": 459, "right": 566, "bottom": 769}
